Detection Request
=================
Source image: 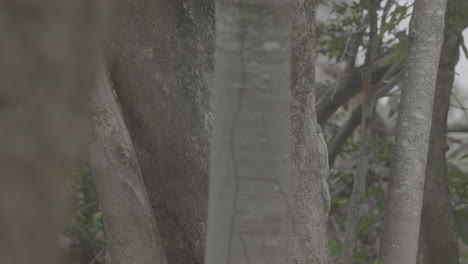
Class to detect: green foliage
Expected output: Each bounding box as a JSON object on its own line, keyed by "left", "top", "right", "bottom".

{"left": 460, "top": 153, "right": 468, "bottom": 161}
{"left": 317, "top": 1, "right": 411, "bottom": 64}
{"left": 321, "top": 0, "right": 468, "bottom": 262}
{"left": 379, "top": 4, "right": 410, "bottom": 65}
{"left": 445, "top": 0, "right": 468, "bottom": 36}
{"left": 447, "top": 162, "right": 468, "bottom": 246}
{"left": 329, "top": 239, "right": 342, "bottom": 262}
{"left": 383, "top": 30, "right": 408, "bottom": 65}
{"left": 317, "top": 1, "right": 365, "bottom": 60}
{"left": 331, "top": 196, "right": 350, "bottom": 208}
{"left": 417, "top": 252, "right": 424, "bottom": 264}
{"left": 378, "top": 5, "right": 410, "bottom": 38}
{"left": 376, "top": 137, "right": 392, "bottom": 163}
{"left": 68, "top": 166, "right": 105, "bottom": 248}
{"left": 462, "top": 251, "right": 468, "bottom": 264}
{"left": 353, "top": 247, "right": 367, "bottom": 263}
{"left": 368, "top": 184, "right": 385, "bottom": 213}
{"left": 454, "top": 208, "right": 468, "bottom": 246}
{"left": 448, "top": 162, "right": 468, "bottom": 207}
{"left": 357, "top": 216, "right": 377, "bottom": 235}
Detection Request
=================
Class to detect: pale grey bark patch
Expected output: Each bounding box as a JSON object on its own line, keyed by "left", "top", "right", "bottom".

{"left": 317, "top": 126, "right": 331, "bottom": 219}
{"left": 378, "top": 0, "right": 448, "bottom": 263}
{"left": 205, "top": 1, "right": 293, "bottom": 264}
{"left": 86, "top": 65, "right": 167, "bottom": 264}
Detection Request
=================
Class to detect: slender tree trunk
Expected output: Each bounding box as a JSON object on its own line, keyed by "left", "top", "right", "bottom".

{"left": 421, "top": 1, "right": 466, "bottom": 262}
{"left": 204, "top": 1, "right": 293, "bottom": 263}
{"left": 378, "top": 0, "right": 447, "bottom": 263}
{"left": 86, "top": 64, "right": 167, "bottom": 264}
{"left": 341, "top": 2, "right": 379, "bottom": 262}
{"left": 290, "top": 0, "right": 330, "bottom": 263}
{"left": 0, "top": 1, "right": 111, "bottom": 264}
{"left": 108, "top": 1, "right": 214, "bottom": 263}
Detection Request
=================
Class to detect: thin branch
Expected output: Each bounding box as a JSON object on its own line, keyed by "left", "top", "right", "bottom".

{"left": 447, "top": 124, "right": 468, "bottom": 133}
{"left": 327, "top": 64, "right": 402, "bottom": 167}
{"left": 452, "top": 93, "right": 468, "bottom": 123}
{"left": 328, "top": 106, "right": 362, "bottom": 167}
{"left": 460, "top": 35, "right": 468, "bottom": 61}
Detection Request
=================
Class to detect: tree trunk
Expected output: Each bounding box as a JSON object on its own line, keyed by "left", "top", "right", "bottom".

{"left": 378, "top": 0, "right": 447, "bottom": 263}
{"left": 108, "top": 1, "right": 214, "bottom": 263}
{"left": 341, "top": 2, "right": 379, "bottom": 262}
{"left": 204, "top": 0, "right": 293, "bottom": 263}
{"left": 86, "top": 64, "right": 167, "bottom": 264}
{"left": 0, "top": 1, "right": 111, "bottom": 264}
{"left": 421, "top": 1, "right": 467, "bottom": 262}
{"left": 290, "top": 0, "right": 330, "bottom": 263}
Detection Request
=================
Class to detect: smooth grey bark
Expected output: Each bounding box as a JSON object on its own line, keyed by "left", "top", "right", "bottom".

{"left": 290, "top": 0, "right": 330, "bottom": 263}
{"left": 86, "top": 65, "right": 167, "bottom": 264}
{"left": 421, "top": 1, "right": 467, "bottom": 262}
{"left": 0, "top": 1, "right": 111, "bottom": 264}
{"left": 378, "top": 0, "right": 447, "bottom": 263}
{"left": 108, "top": 1, "right": 214, "bottom": 263}
{"left": 205, "top": 1, "right": 293, "bottom": 263}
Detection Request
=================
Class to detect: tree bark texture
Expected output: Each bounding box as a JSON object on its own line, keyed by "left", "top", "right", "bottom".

{"left": 205, "top": 0, "right": 293, "bottom": 263}
{"left": 378, "top": 0, "right": 447, "bottom": 263}
{"left": 86, "top": 65, "right": 167, "bottom": 264}
{"left": 421, "top": 0, "right": 467, "bottom": 262}
{"left": 0, "top": 1, "right": 111, "bottom": 264}
{"left": 290, "top": 0, "right": 331, "bottom": 263}
{"left": 108, "top": 1, "right": 214, "bottom": 263}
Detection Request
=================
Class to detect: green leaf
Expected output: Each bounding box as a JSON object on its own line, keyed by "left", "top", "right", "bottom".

{"left": 357, "top": 217, "right": 377, "bottom": 234}
{"left": 454, "top": 208, "right": 468, "bottom": 246}
{"left": 331, "top": 196, "right": 349, "bottom": 208}
{"left": 368, "top": 184, "right": 386, "bottom": 212}
{"left": 448, "top": 162, "right": 466, "bottom": 178}
{"left": 460, "top": 154, "right": 468, "bottom": 161}
{"left": 447, "top": 162, "right": 468, "bottom": 203}
{"left": 329, "top": 239, "right": 342, "bottom": 257}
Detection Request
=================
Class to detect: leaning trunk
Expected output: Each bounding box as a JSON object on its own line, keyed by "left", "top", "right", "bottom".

{"left": 204, "top": 0, "right": 293, "bottom": 263}
{"left": 108, "top": 1, "right": 214, "bottom": 263}
{"left": 378, "top": 0, "right": 447, "bottom": 263}
{"left": 86, "top": 65, "right": 167, "bottom": 264}
{"left": 290, "top": 0, "right": 330, "bottom": 263}
{"left": 421, "top": 1, "right": 466, "bottom": 262}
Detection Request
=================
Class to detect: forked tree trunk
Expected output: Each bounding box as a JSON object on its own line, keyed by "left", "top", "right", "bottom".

{"left": 108, "top": 1, "right": 214, "bottom": 263}
{"left": 0, "top": 1, "right": 111, "bottom": 264}
{"left": 290, "top": 0, "right": 330, "bottom": 263}
{"left": 205, "top": 0, "right": 293, "bottom": 263}
{"left": 86, "top": 65, "right": 167, "bottom": 264}
{"left": 378, "top": 0, "right": 447, "bottom": 263}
